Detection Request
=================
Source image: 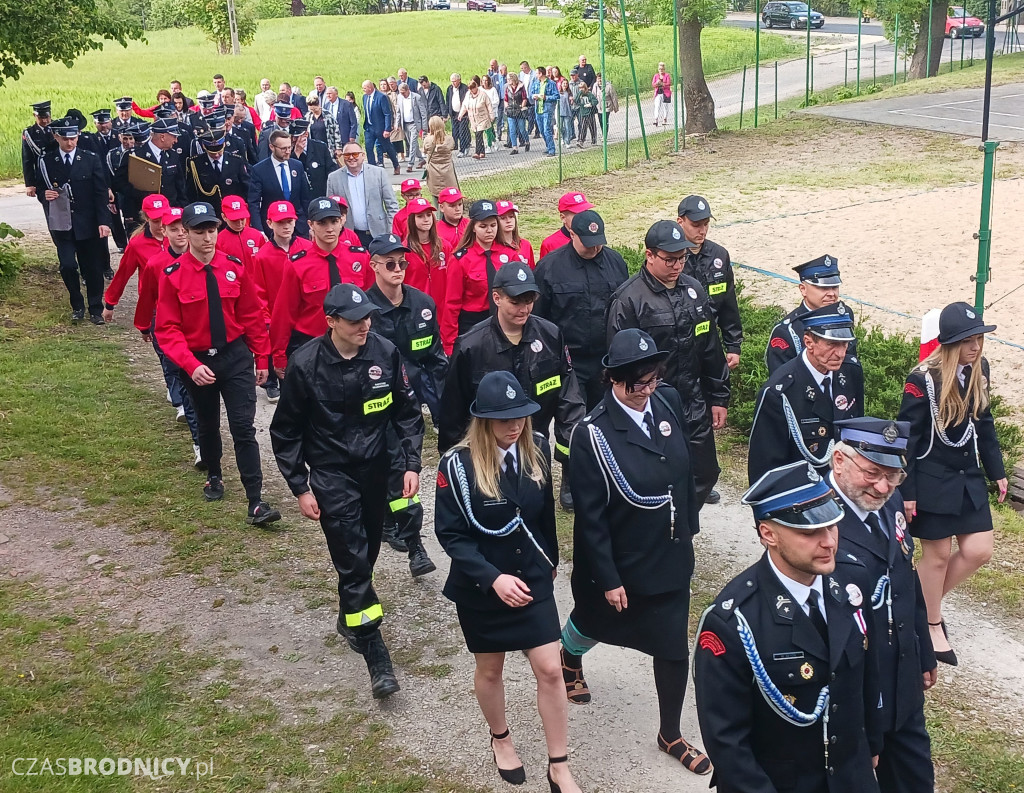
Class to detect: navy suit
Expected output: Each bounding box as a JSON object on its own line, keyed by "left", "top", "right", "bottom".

{"left": 337, "top": 101, "right": 359, "bottom": 146}
{"left": 362, "top": 90, "right": 398, "bottom": 170}
{"left": 247, "top": 157, "right": 310, "bottom": 237}
{"left": 291, "top": 93, "right": 309, "bottom": 115}
{"left": 297, "top": 138, "right": 338, "bottom": 200}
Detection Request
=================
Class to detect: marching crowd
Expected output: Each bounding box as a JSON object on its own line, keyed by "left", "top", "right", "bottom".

{"left": 19, "top": 67, "right": 1008, "bottom": 793}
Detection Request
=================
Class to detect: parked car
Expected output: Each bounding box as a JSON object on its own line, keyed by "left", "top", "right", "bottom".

{"left": 946, "top": 6, "right": 985, "bottom": 37}
{"left": 426, "top": 0, "right": 450, "bottom": 8}
{"left": 467, "top": 0, "right": 497, "bottom": 10}
{"left": 761, "top": 1, "right": 825, "bottom": 29}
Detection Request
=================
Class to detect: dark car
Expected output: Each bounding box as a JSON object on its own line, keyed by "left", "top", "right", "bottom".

{"left": 467, "top": 0, "right": 497, "bottom": 10}
{"left": 762, "top": 1, "right": 825, "bottom": 29}
{"left": 946, "top": 6, "right": 985, "bottom": 37}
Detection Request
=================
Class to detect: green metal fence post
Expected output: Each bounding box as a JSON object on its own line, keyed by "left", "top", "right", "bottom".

{"left": 600, "top": 0, "right": 607, "bottom": 173}
{"left": 618, "top": 0, "right": 650, "bottom": 159}
{"left": 961, "top": 6, "right": 967, "bottom": 69}
{"left": 755, "top": 0, "right": 761, "bottom": 128}
{"left": 805, "top": 8, "right": 812, "bottom": 105}
{"left": 894, "top": 14, "right": 900, "bottom": 86}
{"left": 557, "top": 105, "right": 563, "bottom": 182}
{"left": 975, "top": 140, "right": 999, "bottom": 312}
{"left": 926, "top": 0, "right": 935, "bottom": 77}
{"left": 740, "top": 65, "right": 747, "bottom": 129}
{"left": 857, "top": 12, "right": 862, "bottom": 95}
{"left": 775, "top": 60, "right": 779, "bottom": 119}
{"left": 673, "top": 0, "right": 680, "bottom": 150}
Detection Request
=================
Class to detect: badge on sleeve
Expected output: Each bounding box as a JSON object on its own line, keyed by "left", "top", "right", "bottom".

{"left": 421, "top": 308, "right": 433, "bottom": 321}
{"left": 770, "top": 337, "right": 789, "bottom": 350}
{"left": 834, "top": 394, "right": 849, "bottom": 411}
{"left": 436, "top": 471, "right": 449, "bottom": 488}
{"left": 225, "top": 271, "right": 237, "bottom": 282}
{"left": 698, "top": 631, "right": 726, "bottom": 657}
{"left": 687, "top": 287, "right": 698, "bottom": 299}
{"left": 352, "top": 262, "right": 362, "bottom": 272}
{"left": 368, "top": 365, "right": 382, "bottom": 381}
{"left": 713, "top": 257, "right": 723, "bottom": 269}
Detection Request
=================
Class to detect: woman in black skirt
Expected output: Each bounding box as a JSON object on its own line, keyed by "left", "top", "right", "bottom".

{"left": 560, "top": 329, "right": 711, "bottom": 777}
{"left": 898, "top": 301, "right": 1007, "bottom": 665}
{"left": 435, "top": 370, "right": 584, "bottom": 793}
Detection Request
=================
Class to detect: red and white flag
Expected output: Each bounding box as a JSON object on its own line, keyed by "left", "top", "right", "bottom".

{"left": 919, "top": 308, "right": 941, "bottom": 362}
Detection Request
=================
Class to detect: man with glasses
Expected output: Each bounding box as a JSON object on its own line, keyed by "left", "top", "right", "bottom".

{"left": 830, "top": 418, "right": 936, "bottom": 793}
{"left": 248, "top": 129, "right": 311, "bottom": 237}
{"left": 748, "top": 304, "right": 864, "bottom": 484}
{"left": 365, "top": 233, "right": 446, "bottom": 575}
{"left": 607, "top": 220, "right": 730, "bottom": 508}
{"left": 325, "top": 143, "right": 398, "bottom": 247}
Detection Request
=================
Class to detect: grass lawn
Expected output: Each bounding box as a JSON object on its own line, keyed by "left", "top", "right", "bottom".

{"left": 0, "top": 14, "right": 800, "bottom": 179}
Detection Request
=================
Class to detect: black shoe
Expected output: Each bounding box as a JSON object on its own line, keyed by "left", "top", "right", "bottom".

{"left": 363, "top": 632, "right": 400, "bottom": 699}
{"left": 503, "top": 141, "right": 512, "bottom": 148}
{"left": 408, "top": 543, "right": 436, "bottom": 577}
{"left": 265, "top": 385, "right": 280, "bottom": 404}
{"left": 71, "top": 309, "right": 85, "bottom": 322}
{"left": 929, "top": 621, "right": 957, "bottom": 665}
{"left": 561, "top": 647, "right": 591, "bottom": 704}
{"left": 705, "top": 489, "right": 721, "bottom": 505}
{"left": 335, "top": 615, "right": 362, "bottom": 653}
{"left": 248, "top": 500, "right": 281, "bottom": 526}
{"left": 524, "top": 141, "right": 530, "bottom": 152}
{"left": 203, "top": 475, "right": 224, "bottom": 501}
{"left": 382, "top": 522, "right": 408, "bottom": 552}
{"left": 490, "top": 729, "right": 526, "bottom": 785}
{"left": 89, "top": 314, "right": 105, "bottom": 326}
{"left": 559, "top": 478, "right": 573, "bottom": 512}
{"left": 103, "top": 267, "right": 115, "bottom": 280}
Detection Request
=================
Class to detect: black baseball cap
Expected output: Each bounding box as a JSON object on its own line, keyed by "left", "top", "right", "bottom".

{"left": 307, "top": 197, "right": 343, "bottom": 222}
{"left": 570, "top": 210, "right": 606, "bottom": 247}
{"left": 677, "top": 195, "right": 714, "bottom": 221}
{"left": 181, "top": 202, "right": 219, "bottom": 227}
{"left": 644, "top": 219, "right": 694, "bottom": 253}
{"left": 470, "top": 371, "right": 540, "bottom": 419}
{"left": 469, "top": 199, "right": 499, "bottom": 221}
{"left": 602, "top": 328, "right": 668, "bottom": 369}
{"left": 323, "top": 283, "right": 378, "bottom": 320}
{"left": 368, "top": 233, "right": 409, "bottom": 257}
{"left": 492, "top": 262, "right": 538, "bottom": 297}
{"left": 937, "top": 301, "right": 996, "bottom": 345}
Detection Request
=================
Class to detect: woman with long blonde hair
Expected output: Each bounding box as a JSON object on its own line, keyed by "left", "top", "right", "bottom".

{"left": 423, "top": 115, "right": 458, "bottom": 202}
{"left": 435, "top": 370, "right": 583, "bottom": 793}
{"left": 898, "top": 302, "right": 1007, "bottom": 665}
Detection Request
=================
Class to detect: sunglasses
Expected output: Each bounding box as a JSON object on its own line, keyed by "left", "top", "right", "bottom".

{"left": 378, "top": 259, "right": 409, "bottom": 272}
{"left": 342, "top": 153, "right": 362, "bottom": 160}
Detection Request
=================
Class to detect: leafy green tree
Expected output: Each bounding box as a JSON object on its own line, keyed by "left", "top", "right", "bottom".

{"left": 180, "top": 0, "right": 258, "bottom": 52}
{"left": 0, "top": 0, "right": 143, "bottom": 86}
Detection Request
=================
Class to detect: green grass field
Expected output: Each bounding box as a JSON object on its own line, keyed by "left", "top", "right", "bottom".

{"left": 0, "top": 13, "right": 800, "bottom": 179}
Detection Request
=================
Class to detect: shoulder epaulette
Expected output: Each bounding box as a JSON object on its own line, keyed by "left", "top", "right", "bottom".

{"left": 289, "top": 249, "right": 308, "bottom": 262}
{"left": 164, "top": 262, "right": 180, "bottom": 275}
{"left": 454, "top": 249, "right": 467, "bottom": 259}
{"left": 836, "top": 551, "right": 865, "bottom": 567}
{"left": 225, "top": 254, "right": 242, "bottom": 265}
{"left": 349, "top": 245, "right": 366, "bottom": 253}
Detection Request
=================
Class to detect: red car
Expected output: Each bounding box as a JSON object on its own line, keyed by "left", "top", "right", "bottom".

{"left": 467, "top": 0, "right": 497, "bottom": 9}
{"left": 946, "top": 6, "right": 985, "bottom": 38}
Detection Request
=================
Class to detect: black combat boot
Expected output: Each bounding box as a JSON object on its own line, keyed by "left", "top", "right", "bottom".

{"left": 408, "top": 541, "right": 437, "bottom": 577}
{"left": 382, "top": 521, "right": 408, "bottom": 552}
{"left": 362, "top": 631, "right": 400, "bottom": 699}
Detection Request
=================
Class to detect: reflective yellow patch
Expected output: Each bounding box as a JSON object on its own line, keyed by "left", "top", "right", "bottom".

{"left": 708, "top": 283, "right": 727, "bottom": 296}
{"left": 536, "top": 376, "right": 561, "bottom": 395}
{"left": 389, "top": 494, "right": 422, "bottom": 512}
{"left": 695, "top": 321, "right": 711, "bottom": 336}
{"left": 363, "top": 392, "right": 393, "bottom": 414}
{"left": 556, "top": 442, "right": 570, "bottom": 458}
{"left": 344, "top": 603, "right": 384, "bottom": 627}
{"left": 411, "top": 335, "right": 432, "bottom": 351}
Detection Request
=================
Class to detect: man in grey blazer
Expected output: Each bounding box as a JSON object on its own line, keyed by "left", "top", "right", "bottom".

{"left": 325, "top": 142, "right": 399, "bottom": 246}
{"left": 396, "top": 82, "right": 428, "bottom": 171}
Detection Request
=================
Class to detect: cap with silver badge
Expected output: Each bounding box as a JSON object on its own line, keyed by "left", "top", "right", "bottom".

{"left": 742, "top": 461, "right": 845, "bottom": 530}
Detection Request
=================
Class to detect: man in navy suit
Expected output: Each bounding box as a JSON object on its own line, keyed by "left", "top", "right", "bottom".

{"left": 248, "top": 130, "right": 311, "bottom": 238}
{"left": 361, "top": 80, "right": 399, "bottom": 174}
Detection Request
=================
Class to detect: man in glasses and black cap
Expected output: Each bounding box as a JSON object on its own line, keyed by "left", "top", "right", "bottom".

{"left": 748, "top": 303, "right": 864, "bottom": 484}
{"left": 290, "top": 118, "right": 337, "bottom": 201}
{"left": 270, "top": 283, "right": 425, "bottom": 699}
{"left": 694, "top": 461, "right": 882, "bottom": 793}
{"left": 829, "top": 418, "right": 937, "bottom": 793}
{"left": 22, "top": 101, "right": 56, "bottom": 200}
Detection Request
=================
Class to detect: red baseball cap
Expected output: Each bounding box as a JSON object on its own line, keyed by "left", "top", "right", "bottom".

{"left": 161, "top": 206, "right": 184, "bottom": 225}
{"left": 221, "top": 197, "right": 250, "bottom": 221}
{"left": 267, "top": 200, "right": 297, "bottom": 222}
{"left": 557, "top": 191, "right": 595, "bottom": 213}
{"left": 406, "top": 197, "right": 434, "bottom": 215}
{"left": 142, "top": 194, "right": 169, "bottom": 216}
{"left": 400, "top": 179, "right": 422, "bottom": 194}
{"left": 495, "top": 200, "right": 518, "bottom": 216}
{"left": 438, "top": 187, "right": 464, "bottom": 204}
{"left": 329, "top": 194, "right": 348, "bottom": 209}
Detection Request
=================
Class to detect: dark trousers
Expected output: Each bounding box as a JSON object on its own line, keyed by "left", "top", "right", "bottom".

{"left": 310, "top": 458, "right": 389, "bottom": 637}
{"left": 688, "top": 419, "right": 721, "bottom": 507}
{"left": 53, "top": 232, "right": 106, "bottom": 315}
{"left": 526, "top": 105, "right": 538, "bottom": 136}
{"left": 474, "top": 130, "right": 486, "bottom": 155}
{"left": 364, "top": 126, "right": 398, "bottom": 170}
{"left": 109, "top": 200, "right": 128, "bottom": 250}
{"left": 573, "top": 355, "right": 606, "bottom": 411}
{"left": 353, "top": 229, "right": 373, "bottom": 248}
{"left": 875, "top": 708, "right": 934, "bottom": 793}
{"left": 179, "top": 340, "right": 263, "bottom": 502}
{"left": 152, "top": 332, "right": 199, "bottom": 445}
{"left": 580, "top": 114, "right": 598, "bottom": 144}
{"left": 451, "top": 116, "right": 471, "bottom": 153}
{"left": 385, "top": 427, "right": 423, "bottom": 547}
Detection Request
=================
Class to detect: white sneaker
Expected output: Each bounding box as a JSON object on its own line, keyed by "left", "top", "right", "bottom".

{"left": 176, "top": 405, "right": 187, "bottom": 423}
{"left": 193, "top": 444, "right": 204, "bottom": 470}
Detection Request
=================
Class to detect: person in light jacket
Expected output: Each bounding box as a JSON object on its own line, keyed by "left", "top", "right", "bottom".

{"left": 458, "top": 80, "right": 495, "bottom": 161}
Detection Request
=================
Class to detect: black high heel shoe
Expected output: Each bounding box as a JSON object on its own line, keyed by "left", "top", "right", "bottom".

{"left": 490, "top": 729, "right": 525, "bottom": 785}
{"left": 547, "top": 755, "right": 569, "bottom": 793}
{"left": 928, "top": 621, "right": 958, "bottom": 666}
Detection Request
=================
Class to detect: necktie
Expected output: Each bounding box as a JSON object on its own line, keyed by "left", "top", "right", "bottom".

{"left": 160, "top": 150, "right": 169, "bottom": 168}
{"left": 960, "top": 364, "right": 972, "bottom": 392}
{"left": 864, "top": 512, "right": 889, "bottom": 558}
{"left": 485, "top": 250, "right": 497, "bottom": 315}
{"left": 215, "top": 159, "right": 221, "bottom": 173}
{"left": 821, "top": 375, "right": 832, "bottom": 402}
{"left": 64, "top": 153, "right": 73, "bottom": 168}
{"left": 279, "top": 162, "right": 290, "bottom": 200}
{"left": 327, "top": 253, "right": 342, "bottom": 287}
{"left": 205, "top": 264, "right": 228, "bottom": 352}
{"left": 806, "top": 589, "right": 829, "bottom": 644}
{"left": 642, "top": 411, "right": 655, "bottom": 439}
{"left": 504, "top": 451, "right": 517, "bottom": 488}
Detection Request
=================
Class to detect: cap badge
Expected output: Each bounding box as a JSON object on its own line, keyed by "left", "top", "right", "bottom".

{"left": 225, "top": 271, "right": 236, "bottom": 282}
{"left": 448, "top": 188, "right": 457, "bottom": 194}
{"left": 882, "top": 423, "right": 899, "bottom": 444}
{"left": 278, "top": 203, "right": 287, "bottom": 211}
{"left": 153, "top": 200, "right": 164, "bottom": 208}
{"left": 517, "top": 269, "right": 527, "bottom": 282}
{"left": 482, "top": 201, "right": 493, "bottom": 210}
{"left": 506, "top": 385, "right": 516, "bottom": 400}
{"left": 966, "top": 309, "right": 976, "bottom": 319}
{"left": 194, "top": 205, "right": 208, "bottom": 214}
{"left": 352, "top": 292, "right": 362, "bottom": 304}
{"left": 697, "top": 201, "right": 706, "bottom": 210}
{"left": 588, "top": 222, "right": 599, "bottom": 233}
{"left": 671, "top": 227, "right": 681, "bottom": 239}
{"left": 824, "top": 255, "right": 832, "bottom": 266}
{"left": 807, "top": 468, "right": 821, "bottom": 482}
{"left": 573, "top": 194, "right": 583, "bottom": 202}
{"left": 846, "top": 583, "right": 863, "bottom": 607}
{"left": 531, "top": 339, "right": 543, "bottom": 353}
{"left": 836, "top": 304, "right": 846, "bottom": 315}
{"left": 638, "top": 337, "right": 649, "bottom": 351}
{"left": 319, "top": 199, "right": 330, "bottom": 209}
{"left": 390, "top": 234, "right": 398, "bottom": 243}
{"left": 659, "top": 420, "right": 672, "bottom": 437}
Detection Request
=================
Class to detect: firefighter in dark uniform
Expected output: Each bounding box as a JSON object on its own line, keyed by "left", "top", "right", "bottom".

{"left": 677, "top": 195, "right": 743, "bottom": 370}
{"left": 291, "top": 119, "right": 337, "bottom": 200}
{"left": 22, "top": 101, "right": 56, "bottom": 201}
{"left": 185, "top": 132, "right": 250, "bottom": 209}
{"left": 111, "top": 97, "right": 139, "bottom": 134}
{"left": 82, "top": 108, "right": 120, "bottom": 279}
{"left": 86, "top": 109, "right": 119, "bottom": 157}
{"left": 694, "top": 461, "right": 883, "bottom": 793}
{"left": 766, "top": 254, "right": 859, "bottom": 374}
{"left": 257, "top": 103, "right": 296, "bottom": 161}
{"left": 830, "top": 418, "right": 937, "bottom": 793}
{"left": 270, "top": 282, "right": 425, "bottom": 700}
{"left": 748, "top": 304, "right": 864, "bottom": 484}
{"left": 533, "top": 209, "right": 629, "bottom": 409}
{"left": 115, "top": 117, "right": 187, "bottom": 232}
{"left": 105, "top": 122, "right": 136, "bottom": 253}
{"left": 155, "top": 104, "right": 195, "bottom": 161}
{"left": 607, "top": 220, "right": 730, "bottom": 507}
{"left": 228, "top": 104, "right": 259, "bottom": 164}
{"left": 364, "top": 232, "right": 446, "bottom": 575}
{"left": 155, "top": 202, "right": 281, "bottom": 526}
{"left": 437, "top": 261, "right": 585, "bottom": 510}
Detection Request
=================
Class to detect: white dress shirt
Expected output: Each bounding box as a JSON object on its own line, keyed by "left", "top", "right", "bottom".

{"left": 767, "top": 551, "right": 827, "bottom": 622}
{"left": 346, "top": 168, "right": 368, "bottom": 230}
{"left": 497, "top": 442, "right": 519, "bottom": 473}
{"left": 801, "top": 349, "right": 832, "bottom": 394}
{"left": 612, "top": 391, "right": 651, "bottom": 437}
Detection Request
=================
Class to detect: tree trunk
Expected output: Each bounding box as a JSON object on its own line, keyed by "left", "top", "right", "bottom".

{"left": 910, "top": 1, "right": 946, "bottom": 78}
{"left": 291, "top": 0, "right": 305, "bottom": 16}
{"left": 679, "top": 18, "right": 717, "bottom": 134}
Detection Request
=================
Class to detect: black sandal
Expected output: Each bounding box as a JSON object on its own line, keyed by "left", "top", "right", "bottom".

{"left": 658, "top": 733, "right": 712, "bottom": 775}
{"left": 561, "top": 649, "right": 591, "bottom": 704}
{"left": 490, "top": 729, "right": 525, "bottom": 785}
{"left": 547, "top": 755, "right": 574, "bottom": 793}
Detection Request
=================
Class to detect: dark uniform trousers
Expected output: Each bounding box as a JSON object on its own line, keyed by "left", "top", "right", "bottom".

{"left": 385, "top": 426, "right": 423, "bottom": 548}
{"left": 53, "top": 234, "right": 107, "bottom": 315}
{"left": 310, "top": 457, "right": 389, "bottom": 636}
{"left": 180, "top": 339, "right": 263, "bottom": 501}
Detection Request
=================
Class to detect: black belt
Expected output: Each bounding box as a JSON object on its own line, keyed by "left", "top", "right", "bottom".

{"left": 192, "top": 337, "right": 244, "bottom": 360}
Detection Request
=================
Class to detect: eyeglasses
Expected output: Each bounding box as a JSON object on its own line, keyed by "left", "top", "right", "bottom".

{"left": 627, "top": 376, "right": 663, "bottom": 394}
{"left": 342, "top": 153, "right": 362, "bottom": 160}
{"left": 378, "top": 259, "right": 409, "bottom": 272}
{"left": 845, "top": 452, "right": 907, "bottom": 486}
{"left": 651, "top": 251, "right": 687, "bottom": 267}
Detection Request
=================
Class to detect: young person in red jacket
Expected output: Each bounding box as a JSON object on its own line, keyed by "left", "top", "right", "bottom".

{"left": 496, "top": 200, "right": 536, "bottom": 269}
{"left": 328, "top": 195, "right": 363, "bottom": 248}
{"left": 391, "top": 179, "right": 424, "bottom": 235}
{"left": 436, "top": 187, "right": 468, "bottom": 251}
{"left": 103, "top": 193, "right": 168, "bottom": 322}
{"left": 538, "top": 191, "right": 594, "bottom": 258}
{"left": 440, "top": 199, "right": 526, "bottom": 355}
{"left": 401, "top": 197, "right": 451, "bottom": 308}
{"left": 155, "top": 201, "right": 280, "bottom": 524}
{"left": 217, "top": 196, "right": 266, "bottom": 272}
{"left": 270, "top": 197, "right": 371, "bottom": 375}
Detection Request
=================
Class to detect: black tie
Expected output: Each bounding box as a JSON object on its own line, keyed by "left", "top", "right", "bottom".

{"left": 485, "top": 250, "right": 497, "bottom": 315}
{"left": 643, "top": 411, "right": 655, "bottom": 439}
{"left": 821, "top": 375, "right": 832, "bottom": 403}
{"left": 504, "top": 451, "right": 517, "bottom": 487}
{"left": 806, "top": 589, "right": 829, "bottom": 644}
{"left": 205, "top": 264, "right": 228, "bottom": 351}
{"left": 215, "top": 159, "right": 221, "bottom": 173}
{"left": 327, "top": 253, "right": 342, "bottom": 287}
{"left": 64, "top": 153, "right": 73, "bottom": 168}
{"left": 865, "top": 512, "right": 888, "bottom": 558}
{"left": 960, "top": 364, "right": 972, "bottom": 393}
{"left": 160, "top": 150, "right": 169, "bottom": 168}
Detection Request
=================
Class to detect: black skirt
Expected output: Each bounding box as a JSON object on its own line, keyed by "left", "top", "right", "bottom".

{"left": 568, "top": 576, "right": 691, "bottom": 660}
{"left": 456, "top": 596, "right": 562, "bottom": 654}
{"left": 910, "top": 499, "right": 993, "bottom": 541}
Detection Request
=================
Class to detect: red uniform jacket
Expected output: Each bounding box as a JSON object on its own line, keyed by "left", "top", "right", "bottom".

{"left": 539, "top": 226, "right": 571, "bottom": 259}
{"left": 440, "top": 241, "right": 524, "bottom": 354}
{"left": 392, "top": 205, "right": 413, "bottom": 236}
{"left": 436, "top": 216, "right": 468, "bottom": 251}
{"left": 253, "top": 236, "right": 309, "bottom": 322}
{"left": 403, "top": 238, "right": 452, "bottom": 311}
{"left": 218, "top": 225, "right": 266, "bottom": 275}
{"left": 155, "top": 249, "right": 271, "bottom": 375}
{"left": 104, "top": 227, "right": 165, "bottom": 309}
{"left": 514, "top": 238, "right": 536, "bottom": 269}
{"left": 134, "top": 247, "right": 184, "bottom": 333}
{"left": 269, "top": 241, "right": 371, "bottom": 368}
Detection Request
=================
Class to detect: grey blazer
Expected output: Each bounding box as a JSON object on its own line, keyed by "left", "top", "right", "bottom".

{"left": 325, "top": 162, "right": 399, "bottom": 237}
